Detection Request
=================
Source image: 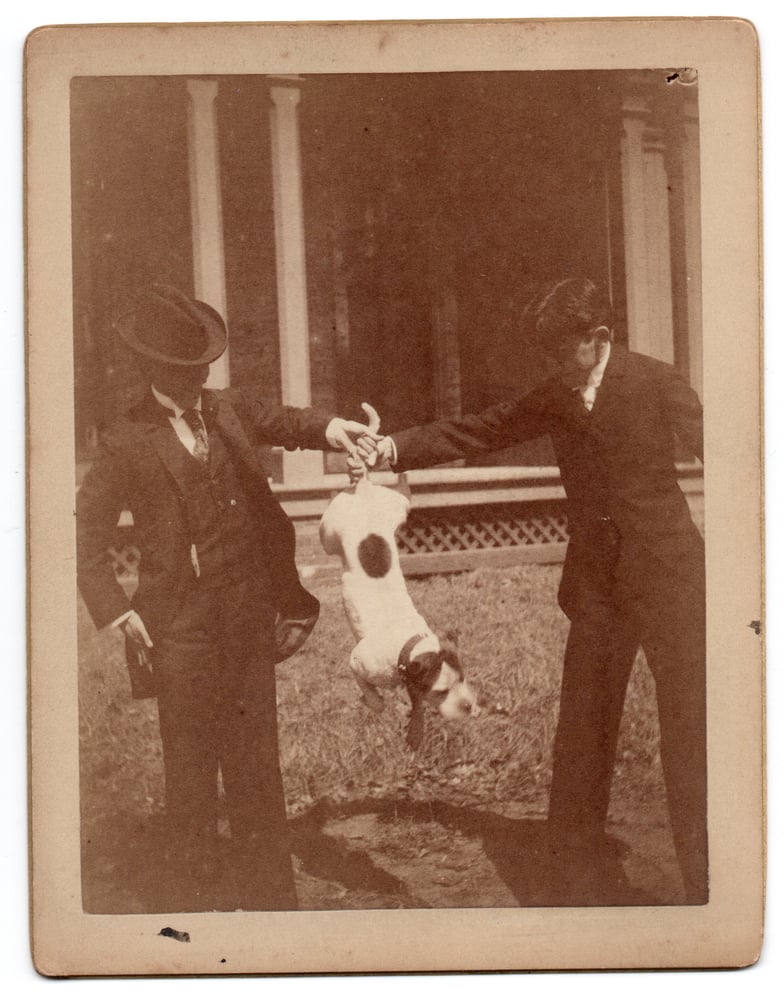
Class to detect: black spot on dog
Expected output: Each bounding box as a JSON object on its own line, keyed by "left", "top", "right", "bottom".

{"left": 439, "top": 636, "right": 464, "bottom": 679}
{"left": 357, "top": 533, "right": 392, "bottom": 578}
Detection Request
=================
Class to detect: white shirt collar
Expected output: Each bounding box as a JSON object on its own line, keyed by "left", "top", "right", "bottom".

{"left": 583, "top": 339, "right": 612, "bottom": 390}
{"left": 151, "top": 384, "right": 202, "bottom": 420}
{"left": 573, "top": 341, "right": 611, "bottom": 411}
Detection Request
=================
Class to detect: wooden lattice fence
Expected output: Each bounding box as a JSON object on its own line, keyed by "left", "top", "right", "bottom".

{"left": 397, "top": 500, "right": 568, "bottom": 574}
{"left": 102, "top": 465, "right": 702, "bottom": 582}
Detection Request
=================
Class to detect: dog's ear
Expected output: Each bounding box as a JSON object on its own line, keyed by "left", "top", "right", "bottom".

{"left": 406, "top": 697, "right": 426, "bottom": 750}
{"left": 405, "top": 651, "right": 442, "bottom": 685}
{"left": 439, "top": 633, "right": 462, "bottom": 672}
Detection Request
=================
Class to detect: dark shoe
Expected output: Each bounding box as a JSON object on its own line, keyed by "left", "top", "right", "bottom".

{"left": 228, "top": 835, "right": 298, "bottom": 912}
{"left": 535, "top": 826, "right": 639, "bottom": 906}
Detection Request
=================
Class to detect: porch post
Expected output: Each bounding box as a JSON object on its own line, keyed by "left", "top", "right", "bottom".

{"left": 186, "top": 78, "right": 230, "bottom": 388}
{"left": 620, "top": 94, "right": 675, "bottom": 364}
{"left": 682, "top": 92, "right": 703, "bottom": 399}
{"left": 269, "top": 76, "right": 323, "bottom": 484}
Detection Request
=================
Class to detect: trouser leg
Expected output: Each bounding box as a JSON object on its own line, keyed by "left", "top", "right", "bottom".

{"left": 642, "top": 590, "right": 708, "bottom": 904}
{"left": 152, "top": 578, "right": 296, "bottom": 911}
{"left": 153, "top": 588, "right": 225, "bottom": 909}
{"left": 214, "top": 580, "right": 297, "bottom": 910}
{"left": 548, "top": 616, "right": 640, "bottom": 847}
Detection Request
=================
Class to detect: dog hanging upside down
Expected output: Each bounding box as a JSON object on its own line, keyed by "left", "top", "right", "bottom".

{"left": 319, "top": 404, "right": 480, "bottom": 748}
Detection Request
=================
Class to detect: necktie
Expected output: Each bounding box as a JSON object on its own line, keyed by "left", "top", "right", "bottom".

{"left": 580, "top": 384, "right": 598, "bottom": 411}
{"left": 182, "top": 408, "right": 209, "bottom": 463}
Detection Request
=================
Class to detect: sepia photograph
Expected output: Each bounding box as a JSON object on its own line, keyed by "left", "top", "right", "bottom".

{"left": 25, "top": 16, "right": 763, "bottom": 976}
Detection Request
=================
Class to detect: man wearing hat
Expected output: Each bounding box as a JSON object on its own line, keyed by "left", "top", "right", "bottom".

{"left": 76, "top": 284, "right": 372, "bottom": 912}
{"left": 354, "top": 276, "right": 707, "bottom": 906}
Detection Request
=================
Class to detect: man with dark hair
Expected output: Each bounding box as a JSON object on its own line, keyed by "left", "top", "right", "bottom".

{"left": 77, "top": 284, "right": 369, "bottom": 912}
{"left": 356, "top": 277, "right": 707, "bottom": 905}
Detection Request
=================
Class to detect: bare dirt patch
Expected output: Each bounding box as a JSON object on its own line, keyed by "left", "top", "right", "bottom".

{"left": 288, "top": 796, "right": 683, "bottom": 912}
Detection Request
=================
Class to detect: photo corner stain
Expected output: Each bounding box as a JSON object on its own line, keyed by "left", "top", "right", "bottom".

{"left": 666, "top": 68, "right": 698, "bottom": 86}
{"left": 159, "top": 926, "right": 190, "bottom": 943}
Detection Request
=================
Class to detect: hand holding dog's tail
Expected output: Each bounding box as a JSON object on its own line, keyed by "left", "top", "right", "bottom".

{"left": 348, "top": 402, "right": 385, "bottom": 482}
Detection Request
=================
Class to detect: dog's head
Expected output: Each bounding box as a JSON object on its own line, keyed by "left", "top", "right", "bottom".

{"left": 399, "top": 632, "right": 480, "bottom": 748}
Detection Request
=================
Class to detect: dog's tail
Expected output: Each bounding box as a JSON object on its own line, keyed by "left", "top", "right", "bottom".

{"left": 361, "top": 402, "right": 381, "bottom": 438}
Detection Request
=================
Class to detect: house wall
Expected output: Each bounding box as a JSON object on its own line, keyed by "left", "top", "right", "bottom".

{"left": 71, "top": 69, "right": 701, "bottom": 488}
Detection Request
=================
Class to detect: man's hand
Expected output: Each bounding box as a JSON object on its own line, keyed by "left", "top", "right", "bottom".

{"left": 122, "top": 610, "right": 154, "bottom": 663}
{"left": 355, "top": 434, "right": 395, "bottom": 468}
{"left": 346, "top": 435, "right": 395, "bottom": 483}
{"left": 346, "top": 451, "right": 367, "bottom": 484}
{"left": 325, "top": 417, "right": 382, "bottom": 459}
{"left": 326, "top": 403, "right": 383, "bottom": 460}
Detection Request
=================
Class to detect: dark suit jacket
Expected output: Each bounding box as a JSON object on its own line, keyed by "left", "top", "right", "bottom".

{"left": 391, "top": 346, "right": 704, "bottom": 624}
{"left": 76, "top": 388, "right": 331, "bottom": 640}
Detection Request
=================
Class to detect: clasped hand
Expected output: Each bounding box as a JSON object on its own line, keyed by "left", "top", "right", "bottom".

{"left": 326, "top": 402, "right": 392, "bottom": 482}
{"left": 324, "top": 416, "right": 380, "bottom": 458}
{"left": 348, "top": 433, "right": 394, "bottom": 482}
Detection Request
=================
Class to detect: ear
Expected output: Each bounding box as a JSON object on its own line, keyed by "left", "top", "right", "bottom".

{"left": 594, "top": 324, "right": 613, "bottom": 344}
{"left": 405, "top": 651, "right": 441, "bottom": 683}
{"left": 406, "top": 698, "right": 426, "bottom": 750}
{"left": 439, "top": 634, "right": 462, "bottom": 673}
{"left": 429, "top": 665, "right": 454, "bottom": 693}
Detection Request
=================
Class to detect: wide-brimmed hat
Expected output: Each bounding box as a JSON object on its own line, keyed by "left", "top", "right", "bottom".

{"left": 114, "top": 284, "right": 228, "bottom": 366}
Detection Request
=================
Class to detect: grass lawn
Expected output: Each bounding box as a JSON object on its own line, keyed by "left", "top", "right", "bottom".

{"left": 78, "top": 562, "right": 677, "bottom": 909}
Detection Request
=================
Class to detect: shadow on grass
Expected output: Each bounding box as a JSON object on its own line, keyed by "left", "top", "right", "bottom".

{"left": 82, "top": 812, "right": 265, "bottom": 914}
{"left": 289, "top": 796, "right": 664, "bottom": 909}
{"left": 82, "top": 796, "right": 665, "bottom": 913}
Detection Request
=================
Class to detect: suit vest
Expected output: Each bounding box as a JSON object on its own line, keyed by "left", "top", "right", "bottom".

{"left": 178, "top": 428, "right": 264, "bottom": 588}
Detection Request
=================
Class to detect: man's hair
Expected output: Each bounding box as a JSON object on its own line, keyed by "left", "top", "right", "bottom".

{"left": 528, "top": 277, "right": 612, "bottom": 351}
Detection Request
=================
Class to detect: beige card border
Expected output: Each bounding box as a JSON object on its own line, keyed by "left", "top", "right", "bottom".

{"left": 25, "top": 18, "right": 763, "bottom": 976}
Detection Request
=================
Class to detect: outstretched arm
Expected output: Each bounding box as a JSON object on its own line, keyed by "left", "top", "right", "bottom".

{"left": 236, "top": 391, "right": 379, "bottom": 458}
{"left": 384, "top": 390, "right": 552, "bottom": 471}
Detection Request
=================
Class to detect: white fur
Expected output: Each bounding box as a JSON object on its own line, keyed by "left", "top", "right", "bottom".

{"left": 320, "top": 477, "right": 478, "bottom": 723}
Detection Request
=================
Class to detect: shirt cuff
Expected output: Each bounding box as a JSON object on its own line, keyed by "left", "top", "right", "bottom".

{"left": 388, "top": 436, "right": 399, "bottom": 466}
{"left": 110, "top": 610, "right": 134, "bottom": 631}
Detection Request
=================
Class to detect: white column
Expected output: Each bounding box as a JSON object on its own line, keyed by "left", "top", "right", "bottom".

{"left": 620, "top": 96, "right": 674, "bottom": 364}
{"left": 620, "top": 101, "right": 650, "bottom": 353}
{"left": 269, "top": 76, "right": 323, "bottom": 485}
{"left": 682, "top": 95, "right": 703, "bottom": 399}
{"left": 186, "top": 78, "right": 230, "bottom": 388}
{"left": 642, "top": 131, "right": 675, "bottom": 364}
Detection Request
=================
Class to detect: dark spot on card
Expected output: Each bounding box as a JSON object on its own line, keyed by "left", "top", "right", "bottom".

{"left": 666, "top": 68, "right": 698, "bottom": 86}
{"left": 748, "top": 620, "right": 762, "bottom": 636}
{"left": 159, "top": 926, "right": 190, "bottom": 943}
{"left": 358, "top": 533, "right": 392, "bottom": 578}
